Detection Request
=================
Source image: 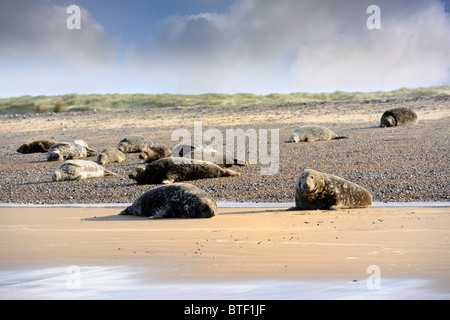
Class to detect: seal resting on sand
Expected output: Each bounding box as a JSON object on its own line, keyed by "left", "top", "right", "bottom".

{"left": 52, "top": 160, "right": 117, "bottom": 181}
{"left": 286, "top": 125, "right": 347, "bottom": 143}
{"left": 380, "top": 107, "right": 418, "bottom": 127}
{"left": 47, "top": 140, "right": 97, "bottom": 161}
{"left": 119, "top": 183, "right": 217, "bottom": 219}
{"left": 139, "top": 144, "right": 171, "bottom": 163}
{"left": 118, "top": 135, "right": 153, "bottom": 153}
{"left": 17, "top": 140, "right": 56, "bottom": 153}
{"left": 128, "top": 157, "right": 240, "bottom": 185}
{"left": 97, "top": 148, "right": 125, "bottom": 165}
{"left": 293, "top": 169, "right": 372, "bottom": 210}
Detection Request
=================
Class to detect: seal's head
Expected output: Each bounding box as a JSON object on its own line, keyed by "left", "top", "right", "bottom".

{"left": 52, "top": 171, "right": 62, "bottom": 182}
{"left": 380, "top": 115, "right": 395, "bottom": 127}
{"left": 298, "top": 169, "right": 323, "bottom": 192}
{"left": 129, "top": 166, "right": 146, "bottom": 183}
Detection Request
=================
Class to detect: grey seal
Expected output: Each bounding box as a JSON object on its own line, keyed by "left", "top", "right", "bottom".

{"left": 52, "top": 160, "right": 117, "bottom": 181}
{"left": 17, "top": 140, "right": 56, "bottom": 153}
{"left": 170, "top": 143, "right": 247, "bottom": 167}
{"left": 47, "top": 140, "right": 97, "bottom": 161}
{"left": 293, "top": 169, "right": 372, "bottom": 210}
{"left": 119, "top": 183, "right": 217, "bottom": 219}
{"left": 380, "top": 107, "right": 418, "bottom": 127}
{"left": 286, "top": 125, "right": 347, "bottom": 143}
{"left": 118, "top": 135, "right": 153, "bottom": 153}
{"left": 97, "top": 148, "right": 125, "bottom": 165}
{"left": 139, "top": 144, "right": 171, "bottom": 163}
{"left": 128, "top": 157, "right": 240, "bottom": 185}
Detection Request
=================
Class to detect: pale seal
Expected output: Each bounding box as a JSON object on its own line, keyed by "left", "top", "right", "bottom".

{"left": 139, "top": 144, "right": 171, "bottom": 163}
{"left": 128, "top": 157, "right": 240, "bottom": 185}
{"left": 117, "top": 135, "right": 153, "bottom": 153}
{"left": 47, "top": 140, "right": 97, "bottom": 161}
{"left": 170, "top": 143, "right": 247, "bottom": 167}
{"left": 119, "top": 183, "right": 217, "bottom": 219}
{"left": 97, "top": 148, "right": 126, "bottom": 165}
{"left": 17, "top": 139, "right": 56, "bottom": 153}
{"left": 293, "top": 169, "right": 372, "bottom": 210}
{"left": 380, "top": 107, "right": 418, "bottom": 127}
{"left": 286, "top": 125, "right": 347, "bottom": 143}
{"left": 52, "top": 160, "right": 117, "bottom": 181}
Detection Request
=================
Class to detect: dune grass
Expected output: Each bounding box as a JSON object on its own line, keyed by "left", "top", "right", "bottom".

{"left": 0, "top": 85, "right": 449, "bottom": 115}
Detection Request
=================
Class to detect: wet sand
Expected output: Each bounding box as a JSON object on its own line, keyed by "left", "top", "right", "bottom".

{"left": 1, "top": 205, "right": 449, "bottom": 299}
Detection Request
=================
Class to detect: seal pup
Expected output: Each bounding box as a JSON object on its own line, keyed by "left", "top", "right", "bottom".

{"left": 117, "top": 135, "right": 153, "bottom": 153}
{"left": 47, "top": 140, "right": 97, "bottom": 161}
{"left": 293, "top": 169, "right": 372, "bottom": 210}
{"left": 380, "top": 107, "right": 418, "bottom": 127}
{"left": 139, "top": 144, "right": 171, "bottom": 163}
{"left": 128, "top": 157, "right": 240, "bottom": 185}
{"left": 17, "top": 139, "right": 56, "bottom": 153}
{"left": 52, "top": 160, "right": 117, "bottom": 181}
{"left": 119, "top": 183, "right": 217, "bottom": 219}
{"left": 97, "top": 148, "right": 125, "bottom": 165}
{"left": 285, "top": 125, "right": 347, "bottom": 143}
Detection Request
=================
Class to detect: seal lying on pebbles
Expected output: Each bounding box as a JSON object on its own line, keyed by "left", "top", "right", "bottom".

{"left": 139, "top": 144, "right": 171, "bottom": 163}
{"left": 52, "top": 160, "right": 117, "bottom": 181}
{"left": 285, "top": 125, "right": 347, "bottom": 143}
{"left": 118, "top": 135, "right": 153, "bottom": 153}
{"left": 293, "top": 169, "right": 372, "bottom": 210}
{"left": 170, "top": 143, "right": 247, "bottom": 167}
{"left": 128, "top": 157, "right": 240, "bottom": 185}
{"left": 380, "top": 107, "right": 418, "bottom": 127}
{"left": 17, "top": 139, "right": 56, "bottom": 153}
{"left": 182, "top": 149, "right": 248, "bottom": 167}
{"left": 97, "top": 148, "right": 125, "bottom": 165}
{"left": 47, "top": 140, "right": 97, "bottom": 161}
{"left": 119, "top": 183, "right": 217, "bottom": 219}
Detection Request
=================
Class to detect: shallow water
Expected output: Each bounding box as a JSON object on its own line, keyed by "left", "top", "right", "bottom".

{"left": 0, "top": 265, "right": 448, "bottom": 300}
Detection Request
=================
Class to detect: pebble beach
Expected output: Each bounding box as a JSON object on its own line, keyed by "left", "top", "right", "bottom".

{"left": 0, "top": 95, "right": 449, "bottom": 205}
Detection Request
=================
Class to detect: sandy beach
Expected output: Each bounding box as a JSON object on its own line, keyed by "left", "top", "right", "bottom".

{"left": 0, "top": 96, "right": 449, "bottom": 300}
{"left": 1, "top": 205, "right": 449, "bottom": 300}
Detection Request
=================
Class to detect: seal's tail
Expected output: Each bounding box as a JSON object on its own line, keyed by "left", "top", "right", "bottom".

{"left": 223, "top": 168, "right": 240, "bottom": 177}
{"left": 103, "top": 168, "right": 118, "bottom": 176}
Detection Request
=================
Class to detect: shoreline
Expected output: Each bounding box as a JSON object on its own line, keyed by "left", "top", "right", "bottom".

{"left": 1, "top": 205, "right": 449, "bottom": 299}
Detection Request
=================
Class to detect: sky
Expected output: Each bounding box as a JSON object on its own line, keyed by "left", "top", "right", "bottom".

{"left": 0, "top": 0, "right": 449, "bottom": 97}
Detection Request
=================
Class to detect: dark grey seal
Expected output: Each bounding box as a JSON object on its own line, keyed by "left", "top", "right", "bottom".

{"left": 380, "top": 107, "right": 418, "bottom": 127}
{"left": 293, "top": 169, "right": 372, "bottom": 210}
{"left": 119, "top": 183, "right": 217, "bottom": 219}
{"left": 128, "top": 157, "right": 240, "bottom": 185}
{"left": 17, "top": 139, "right": 56, "bottom": 153}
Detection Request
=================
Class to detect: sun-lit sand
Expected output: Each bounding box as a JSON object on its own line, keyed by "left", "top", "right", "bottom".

{"left": 1, "top": 205, "right": 449, "bottom": 299}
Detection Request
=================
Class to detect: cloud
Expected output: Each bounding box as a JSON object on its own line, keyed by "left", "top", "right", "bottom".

{"left": 127, "top": 0, "right": 450, "bottom": 93}
{"left": 0, "top": 0, "right": 119, "bottom": 71}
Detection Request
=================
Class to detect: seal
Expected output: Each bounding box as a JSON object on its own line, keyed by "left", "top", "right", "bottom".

{"left": 119, "top": 183, "right": 217, "bottom": 219}
{"left": 380, "top": 107, "right": 418, "bottom": 127}
{"left": 97, "top": 148, "right": 125, "bottom": 165}
{"left": 17, "top": 139, "right": 56, "bottom": 153}
{"left": 285, "top": 125, "right": 347, "bottom": 143}
{"left": 170, "top": 143, "right": 247, "bottom": 167}
{"left": 128, "top": 157, "right": 240, "bottom": 185}
{"left": 139, "top": 144, "right": 171, "bottom": 163}
{"left": 52, "top": 160, "right": 117, "bottom": 181}
{"left": 47, "top": 140, "right": 97, "bottom": 161}
{"left": 118, "top": 135, "right": 153, "bottom": 153}
{"left": 293, "top": 169, "right": 372, "bottom": 210}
